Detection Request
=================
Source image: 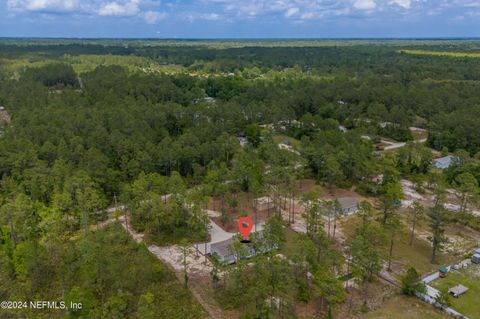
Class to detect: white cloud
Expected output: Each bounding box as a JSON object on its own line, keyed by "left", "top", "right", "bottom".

{"left": 143, "top": 10, "right": 167, "bottom": 24}
{"left": 300, "top": 12, "right": 315, "bottom": 20}
{"left": 6, "top": 0, "right": 172, "bottom": 22}
{"left": 7, "top": 0, "right": 479, "bottom": 26}
{"left": 285, "top": 7, "right": 299, "bottom": 18}
{"left": 203, "top": 13, "right": 220, "bottom": 20}
{"left": 7, "top": 0, "right": 150, "bottom": 17}
{"left": 182, "top": 12, "right": 223, "bottom": 22}
{"left": 202, "top": 0, "right": 356, "bottom": 21}
{"left": 98, "top": 0, "right": 141, "bottom": 17}
{"left": 390, "top": 0, "right": 412, "bottom": 9}
{"left": 353, "top": 0, "right": 376, "bottom": 10}
{"left": 7, "top": 0, "right": 78, "bottom": 12}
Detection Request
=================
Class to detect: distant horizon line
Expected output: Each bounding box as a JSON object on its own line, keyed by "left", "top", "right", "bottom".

{"left": 1, "top": 36, "right": 480, "bottom": 41}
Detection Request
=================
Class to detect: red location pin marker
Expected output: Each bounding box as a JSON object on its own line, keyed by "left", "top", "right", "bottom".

{"left": 237, "top": 216, "right": 254, "bottom": 239}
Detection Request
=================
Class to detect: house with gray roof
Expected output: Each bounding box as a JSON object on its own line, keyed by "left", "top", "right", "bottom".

{"left": 210, "top": 231, "right": 277, "bottom": 264}
{"left": 210, "top": 237, "right": 237, "bottom": 264}
{"left": 338, "top": 197, "right": 359, "bottom": 216}
{"left": 448, "top": 284, "right": 468, "bottom": 298}
{"left": 433, "top": 155, "right": 455, "bottom": 169}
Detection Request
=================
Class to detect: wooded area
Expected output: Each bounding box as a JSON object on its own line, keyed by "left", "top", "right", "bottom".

{"left": 0, "top": 39, "right": 479, "bottom": 318}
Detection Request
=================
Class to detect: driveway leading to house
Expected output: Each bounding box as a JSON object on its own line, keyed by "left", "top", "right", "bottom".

{"left": 209, "top": 220, "right": 235, "bottom": 243}
{"left": 198, "top": 215, "right": 265, "bottom": 255}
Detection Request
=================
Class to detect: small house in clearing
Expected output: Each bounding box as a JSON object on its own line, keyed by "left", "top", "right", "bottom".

{"left": 338, "top": 197, "right": 359, "bottom": 216}
{"left": 210, "top": 237, "right": 237, "bottom": 264}
{"left": 448, "top": 284, "right": 468, "bottom": 298}
{"left": 210, "top": 231, "right": 277, "bottom": 264}
{"left": 433, "top": 155, "right": 455, "bottom": 169}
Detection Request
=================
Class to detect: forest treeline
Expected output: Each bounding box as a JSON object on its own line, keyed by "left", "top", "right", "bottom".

{"left": 1, "top": 41, "right": 480, "bottom": 318}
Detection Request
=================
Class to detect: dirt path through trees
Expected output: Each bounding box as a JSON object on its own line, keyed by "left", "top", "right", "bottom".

{"left": 112, "top": 215, "right": 230, "bottom": 319}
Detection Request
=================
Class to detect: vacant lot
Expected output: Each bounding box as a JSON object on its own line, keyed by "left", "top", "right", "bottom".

{"left": 399, "top": 49, "right": 480, "bottom": 58}
{"left": 362, "top": 295, "right": 449, "bottom": 319}
{"left": 339, "top": 212, "right": 476, "bottom": 275}
{"left": 430, "top": 264, "right": 480, "bottom": 319}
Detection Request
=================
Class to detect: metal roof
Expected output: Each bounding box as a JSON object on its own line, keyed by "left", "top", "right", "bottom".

{"left": 338, "top": 197, "right": 359, "bottom": 210}
{"left": 448, "top": 284, "right": 468, "bottom": 296}
{"left": 210, "top": 237, "right": 234, "bottom": 254}
{"left": 433, "top": 156, "right": 455, "bottom": 169}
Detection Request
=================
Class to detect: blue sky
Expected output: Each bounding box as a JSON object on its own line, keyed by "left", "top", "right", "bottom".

{"left": 1, "top": 0, "right": 480, "bottom": 38}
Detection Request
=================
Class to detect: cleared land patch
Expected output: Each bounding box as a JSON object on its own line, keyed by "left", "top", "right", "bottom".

{"left": 399, "top": 49, "right": 480, "bottom": 58}
{"left": 362, "top": 295, "right": 450, "bottom": 319}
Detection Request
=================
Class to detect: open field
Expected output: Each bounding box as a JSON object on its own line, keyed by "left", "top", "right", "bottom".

{"left": 361, "top": 295, "right": 450, "bottom": 319}
{"left": 399, "top": 49, "right": 480, "bottom": 58}
{"left": 411, "top": 130, "right": 428, "bottom": 141}
{"left": 0, "top": 54, "right": 187, "bottom": 77}
{"left": 339, "top": 212, "right": 477, "bottom": 275}
{"left": 430, "top": 264, "right": 480, "bottom": 319}
{"left": 272, "top": 134, "right": 301, "bottom": 148}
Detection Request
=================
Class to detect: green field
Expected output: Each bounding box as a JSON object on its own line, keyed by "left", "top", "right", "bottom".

{"left": 411, "top": 130, "right": 428, "bottom": 141}
{"left": 399, "top": 49, "right": 480, "bottom": 58}
{"left": 339, "top": 213, "right": 477, "bottom": 275}
{"left": 430, "top": 264, "right": 480, "bottom": 319}
{"left": 0, "top": 54, "right": 187, "bottom": 77}
{"left": 362, "top": 295, "right": 449, "bottom": 319}
{"left": 272, "top": 134, "right": 302, "bottom": 148}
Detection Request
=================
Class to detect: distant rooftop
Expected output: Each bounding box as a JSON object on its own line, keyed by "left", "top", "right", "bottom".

{"left": 449, "top": 284, "right": 468, "bottom": 297}
{"left": 338, "top": 197, "right": 358, "bottom": 211}
{"left": 433, "top": 155, "right": 455, "bottom": 169}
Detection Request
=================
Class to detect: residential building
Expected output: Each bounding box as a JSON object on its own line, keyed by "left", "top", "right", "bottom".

{"left": 210, "top": 231, "right": 277, "bottom": 264}
{"left": 338, "top": 197, "right": 359, "bottom": 216}
{"left": 448, "top": 284, "right": 468, "bottom": 298}
{"left": 433, "top": 155, "right": 455, "bottom": 169}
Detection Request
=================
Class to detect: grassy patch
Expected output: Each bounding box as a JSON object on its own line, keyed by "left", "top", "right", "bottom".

{"left": 339, "top": 212, "right": 474, "bottom": 275}
{"left": 399, "top": 49, "right": 480, "bottom": 58}
{"left": 279, "top": 227, "right": 305, "bottom": 259}
{"left": 430, "top": 264, "right": 480, "bottom": 319}
{"left": 0, "top": 54, "right": 188, "bottom": 78}
{"left": 411, "top": 130, "right": 428, "bottom": 141}
{"left": 362, "top": 295, "right": 450, "bottom": 319}
{"left": 272, "top": 134, "right": 302, "bottom": 148}
{"left": 64, "top": 54, "right": 155, "bottom": 73}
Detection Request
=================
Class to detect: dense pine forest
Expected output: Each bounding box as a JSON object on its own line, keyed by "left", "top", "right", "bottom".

{"left": 1, "top": 39, "right": 480, "bottom": 319}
